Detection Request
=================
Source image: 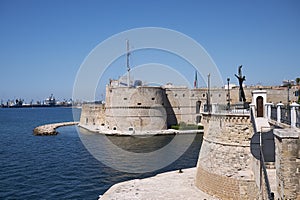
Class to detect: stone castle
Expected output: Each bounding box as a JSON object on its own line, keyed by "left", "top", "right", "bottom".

{"left": 79, "top": 77, "right": 299, "bottom": 199}
{"left": 79, "top": 78, "right": 298, "bottom": 133}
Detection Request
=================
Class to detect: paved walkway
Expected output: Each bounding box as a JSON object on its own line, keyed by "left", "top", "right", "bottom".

{"left": 99, "top": 168, "right": 218, "bottom": 200}
{"left": 255, "top": 117, "right": 271, "bottom": 132}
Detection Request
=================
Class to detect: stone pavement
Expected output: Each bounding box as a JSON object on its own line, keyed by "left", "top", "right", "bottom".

{"left": 255, "top": 117, "right": 271, "bottom": 132}
{"left": 267, "top": 168, "right": 280, "bottom": 199}
{"left": 99, "top": 168, "right": 218, "bottom": 200}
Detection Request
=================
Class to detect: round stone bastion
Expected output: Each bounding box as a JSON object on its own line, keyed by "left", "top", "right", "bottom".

{"left": 105, "top": 86, "right": 167, "bottom": 132}
{"left": 195, "top": 113, "right": 259, "bottom": 199}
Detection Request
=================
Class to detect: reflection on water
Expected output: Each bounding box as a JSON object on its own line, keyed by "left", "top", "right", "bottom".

{"left": 106, "top": 135, "right": 175, "bottom": 153}
{"left": 78, "top": 127, "right": 202, "bottom": 173}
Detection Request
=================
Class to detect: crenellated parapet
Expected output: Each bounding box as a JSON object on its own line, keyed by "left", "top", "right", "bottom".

{"left": 202, "top": 113, "right": 252, "bottom": 146}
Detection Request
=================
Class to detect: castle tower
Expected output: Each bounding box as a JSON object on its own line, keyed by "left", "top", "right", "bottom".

{"left": 195, "top": 112, "right": 259, "bottom": 199}
{"left": 105, "top": 85, "right": 167, "bottom": 133}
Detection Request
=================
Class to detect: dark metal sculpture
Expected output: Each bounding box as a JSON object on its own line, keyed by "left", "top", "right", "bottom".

{"left": 235, "top": 65, "right": 246, "bottom": 102}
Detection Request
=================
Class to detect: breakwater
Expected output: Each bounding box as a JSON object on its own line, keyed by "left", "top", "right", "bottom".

{"left": 33, "top": 121, "right": 79, "bottom": 135}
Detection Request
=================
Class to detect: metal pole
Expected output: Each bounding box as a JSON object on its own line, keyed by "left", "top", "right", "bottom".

{"left": 126, "top": 40, "right": 130, "bottom": 87}
{"left": 227, "top": 78, "right": 230, "bottom": 110}
{"left": 208, "top": 73, "right": 211, "bottom": 113}
{"left": 259, "top": 129, "right": 263, "bottom": 199}
{"left": 287, "top": 80, "right": 290, "bottom": 105}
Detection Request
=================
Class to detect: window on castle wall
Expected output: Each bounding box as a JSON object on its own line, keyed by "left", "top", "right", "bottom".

{"left": 202, "top": 94, "right": 205, "bottom": 97}
{"left": 137, "top": 103, "right": 141, "bottom": 105}
{"left": 113, "top": 127, "right": 117, "bottom": 130}
{"left": 196, "top": 101, "right": 201, "bottom": 114}
{"left": 183, "top": 94, "right": 185, "bottom": 97}
{"left": 123, "top": 98, "right": 127, "bottom": 100}
{"left": 151, "top": 98, "right": 155, "bottom": 100}
{"left": 175, "top": 94, "right": 177, "bottom": 97}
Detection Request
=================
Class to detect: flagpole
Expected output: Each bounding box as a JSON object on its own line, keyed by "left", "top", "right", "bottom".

{"left": 194, "top": 71, "right": 198, "bottom": 89}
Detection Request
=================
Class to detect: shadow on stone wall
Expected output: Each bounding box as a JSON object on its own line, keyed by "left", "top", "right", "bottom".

{"left": 250, "top": 131, "right": 275, "bottom": 162}
{"left": 163, "top": 93, "right": 177, "bottom": 128}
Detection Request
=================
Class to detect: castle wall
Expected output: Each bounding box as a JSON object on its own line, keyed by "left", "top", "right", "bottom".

{"left": 164, "top": 87, "right": 195, "bottom": 125}
{"left": 105, "top": 86, "right": 167, "bottom": 132}
{"left": 80, "top": 103, "right": 105, "bottom": 127}
{"left": 190, "top": 86, "right": 298, "bottom": 110}
{"left": 79, "top": 85, "right": 298, "bottom": 132}
{"left": 195, "top": 113, "right": 259, "bottom": 199}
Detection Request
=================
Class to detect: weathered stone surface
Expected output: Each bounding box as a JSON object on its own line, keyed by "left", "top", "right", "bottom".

{"left": 33, "top": 122, "right": 79, "bottom": 136}
{"left": 195, "top": 113, "right": 259, "bottom": 199}
{"left": 100, "top": 168, "right": 218, "bottom": 200}
{"left": 274, "top": 129, "right": 300, "bottom": 199}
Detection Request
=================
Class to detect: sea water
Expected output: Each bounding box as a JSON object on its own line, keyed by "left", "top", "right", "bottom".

{"left": 0, "top": 107, "right": 203, "bottom": 199}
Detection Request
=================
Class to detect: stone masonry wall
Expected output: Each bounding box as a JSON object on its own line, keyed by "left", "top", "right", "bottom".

{"left": 192, "top": 87, "right": 298, "bottom": 106}
{"left": 165, "top": 87, "right": 195, "bottom": 125}
{"left": 80, "top": 103, "right": 105, "bottom": 127}
{"left": 105, "top": 86, "right": 167, "bottom": 132}
{"left": 196, "top": 113, "right": 259, "bottom": 199}
{"left": 274, "top": 129, "right": 300, "bottom": 200}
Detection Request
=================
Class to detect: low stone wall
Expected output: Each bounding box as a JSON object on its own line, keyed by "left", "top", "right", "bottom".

{"left": 33, "top": 121, "right": 78, "bottom": 135}
{"left": 274, "top": 129, "right": 300, "bottom": 199}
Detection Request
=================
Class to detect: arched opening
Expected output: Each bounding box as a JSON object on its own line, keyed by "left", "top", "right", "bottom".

{"left": 196, "top": 101, "right": 201, "bottom": 114}
{"left": 85, "top": 118, "right": 88, "bottom": 125}
{"left": 256, "top": 96, "right": 264, "bottom": 117}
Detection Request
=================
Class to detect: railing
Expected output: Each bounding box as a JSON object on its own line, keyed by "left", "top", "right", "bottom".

{"left": 296, "top": 107, "right": 300, "bottom": 128}
{"left": 270, "top": 106, "right": 277, "bottom": 121}
{"left": 250, "top": 107, "right": 257, "bottom": 133}
{"left": 281, "top": 106, "right": 291, "bottom": 125}
{"left": 267, "top": 103, "right": 299, "bottom": 128}
{"left": 203, "top": 103, "right": 250, "bottom": 114}
{"left": 260, "top": 145, "right": 273, "bottom": 200}
{"left": 250, "top": 109, "right": 273, "bottom": 200}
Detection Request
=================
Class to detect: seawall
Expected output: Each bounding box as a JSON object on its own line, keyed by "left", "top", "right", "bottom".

{"left": 33, "top": 121, "right": 79, "bottom": 136}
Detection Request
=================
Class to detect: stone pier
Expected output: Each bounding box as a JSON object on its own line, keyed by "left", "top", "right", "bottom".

{"left": 33, "top": 121, "right": 79, "bottom": 135}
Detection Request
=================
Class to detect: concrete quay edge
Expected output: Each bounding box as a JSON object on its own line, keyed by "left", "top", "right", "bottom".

{"left": 78, "top": 124, "right": 204, "bottom": 136}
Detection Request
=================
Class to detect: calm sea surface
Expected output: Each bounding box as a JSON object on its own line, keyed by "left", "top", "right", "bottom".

{"left": 0, "top": 107, "right": 203, "bottom": 200}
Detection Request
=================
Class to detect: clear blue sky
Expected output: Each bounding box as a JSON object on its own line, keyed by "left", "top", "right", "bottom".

{"left": 0, "top": 0, "right": 299, "bottom": 102}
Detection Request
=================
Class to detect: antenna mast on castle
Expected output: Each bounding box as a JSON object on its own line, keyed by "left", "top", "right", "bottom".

{"left": 126, "top": 40, "right": 130, "bottom": 87}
